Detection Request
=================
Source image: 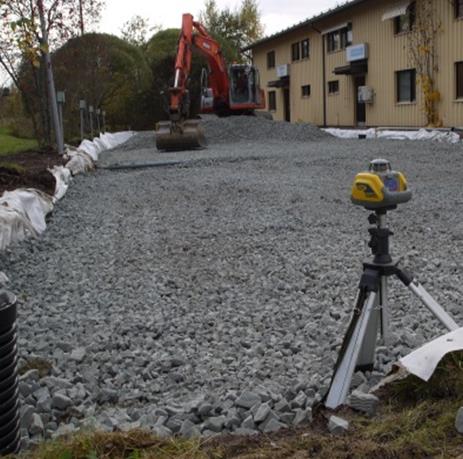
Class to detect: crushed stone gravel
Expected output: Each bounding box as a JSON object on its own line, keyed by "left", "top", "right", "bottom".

{"left": 1, "top": 115, "right": 462, "bottom": 445}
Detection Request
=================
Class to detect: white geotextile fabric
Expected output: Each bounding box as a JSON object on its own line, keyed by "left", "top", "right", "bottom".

{"left": 77, "top": 131, "right": 134, "bottom": 161}
{"left": 49, "top": 166, "right": 72, "bottom": 202}
{"left": 324, "top": 128, "right": 461, "bottom": 144}
{"left": 64, "top": 148, "right": 95, "bottom": 176}
{"left": 0, "top": 189, "right": 54, "bottom": 249}
{"left": 398, "top": 327, "right": 463, "bottom": 381}
{"left": 0, "top": 131, "right": 133, "bottom": 250}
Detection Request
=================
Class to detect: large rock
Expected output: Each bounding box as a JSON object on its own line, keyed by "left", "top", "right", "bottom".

{"left": 254, "top": 402, "right": 271, "bottom": 424}
{"left": 348, "top": 390, "right": 379, "bottom": 416}
{"left": 328, "top": 415, "right": 349, "bottom": 435}
{"left": 51, "top": 394, "right": 73, "bottom": 410}
{"left": 235, "top": 391, "right": 262, "bottom": 409}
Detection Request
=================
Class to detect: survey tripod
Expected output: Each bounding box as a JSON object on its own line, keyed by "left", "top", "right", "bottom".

{"left": 324, "top": 160, "right": 459, "bottom": 410}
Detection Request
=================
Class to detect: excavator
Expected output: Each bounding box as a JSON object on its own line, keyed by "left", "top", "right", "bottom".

{"left": 155, "top": 13, "right": 266, "bottom": 151}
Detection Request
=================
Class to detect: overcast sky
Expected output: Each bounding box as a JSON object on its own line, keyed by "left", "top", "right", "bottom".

{"left": 99, "top": 0, "right": 341, "bottom": 38}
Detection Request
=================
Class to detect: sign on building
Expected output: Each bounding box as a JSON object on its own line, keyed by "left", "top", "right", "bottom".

{"left": 346, "top": 44, "right": 369, "bottom": 62}
{"left": 276, "top": 64, "right": 290, "bottom": 78}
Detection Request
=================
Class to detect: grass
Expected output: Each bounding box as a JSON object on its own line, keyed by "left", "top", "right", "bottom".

{"left": 8, "top": 357, "right": 463, "bottom": 459}
{"left": 0, "top": 126, "right": 37, "bottom": 155}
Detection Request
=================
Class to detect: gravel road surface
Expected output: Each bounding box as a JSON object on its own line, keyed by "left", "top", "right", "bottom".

{"left": 3, "top": 116, "right": 463, "bottom": 442}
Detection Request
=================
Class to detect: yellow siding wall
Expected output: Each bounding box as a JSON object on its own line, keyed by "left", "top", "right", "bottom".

{"left": 252, "top": 0, "right": 463, "bottom": 128}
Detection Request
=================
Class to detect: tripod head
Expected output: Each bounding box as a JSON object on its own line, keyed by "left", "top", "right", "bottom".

{"left": 351, "top": 159, "right": 412, "bottom": 210}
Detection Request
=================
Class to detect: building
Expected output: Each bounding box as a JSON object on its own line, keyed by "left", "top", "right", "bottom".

{"left": 243, "top": 0, "right": 463, "bottom": 128}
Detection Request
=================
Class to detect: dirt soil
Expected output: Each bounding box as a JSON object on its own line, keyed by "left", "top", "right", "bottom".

{"left": 0, "top": 148, "right": 65, "bottom": 196}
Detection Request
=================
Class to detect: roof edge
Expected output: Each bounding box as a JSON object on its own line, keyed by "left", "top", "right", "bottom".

{"left": 242, "top": 0, "right": 370, "bottom": 52}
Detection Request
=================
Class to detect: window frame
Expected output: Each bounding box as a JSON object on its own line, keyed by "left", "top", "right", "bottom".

{"left": 394, "top": 2, "right": 416, "bottom": 34}
{"left": 268, "top": 91, "right": 276, "bottom": 111}
{"left": 267, "top": 50, "right": 275, "bottom": 70}
{"left": 291, "top": 42, "right": 301, "bottom": 62}
{"left": 301, "top": 38, "right": 310, "bottom": 59}
{"left": 301, "top": 85, "right": 311, "bottom": 97}
{"left": 326, "top": 25, "right": 352, "bottom": 53}
{"left": 456, "top": 61, "right": 463, "bottom": 99}
{"left": 396, "top": 69, "right": 417, "bottom": 103}
{"left": 328, "top": 80, "right": 340, "bottom": 95}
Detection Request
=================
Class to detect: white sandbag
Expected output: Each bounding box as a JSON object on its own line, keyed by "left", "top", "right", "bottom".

{"left": 49, "top": 165, "right": 72, "bottom": 202}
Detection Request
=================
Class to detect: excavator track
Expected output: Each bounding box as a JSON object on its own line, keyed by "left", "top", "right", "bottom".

{"left": 155, "top": 119, "right": 206, "bottom": 152}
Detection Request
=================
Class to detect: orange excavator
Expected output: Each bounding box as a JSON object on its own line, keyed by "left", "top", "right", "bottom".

{"left": 155, "top": 13, "right": 266, "bottom": 151}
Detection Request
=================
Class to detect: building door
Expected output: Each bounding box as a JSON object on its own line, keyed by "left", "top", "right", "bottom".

{"left": 355, "top": 76, "right": 366, "bottom": 126}
{"left": 283, "top": 88, "right": 291, "bottom": 122}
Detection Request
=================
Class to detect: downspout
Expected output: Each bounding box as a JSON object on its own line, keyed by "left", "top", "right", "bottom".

{"left": 312, "top": 25, "right": 327, "bottom": 127}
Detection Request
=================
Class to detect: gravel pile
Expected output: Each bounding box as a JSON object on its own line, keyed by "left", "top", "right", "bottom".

{"left": 1, "top": 127, "right": 462, "bottom": 446}
{"left": 200, "top": 114, "right": 331, "bottom": 144}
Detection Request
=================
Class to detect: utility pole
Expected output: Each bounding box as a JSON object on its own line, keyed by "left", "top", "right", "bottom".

{"left": 37, "top": 0, "right": 64, "bottom": 155}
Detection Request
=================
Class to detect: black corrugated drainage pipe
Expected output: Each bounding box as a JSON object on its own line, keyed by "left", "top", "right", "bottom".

{"left": 0, "top": 291, "right": 20, "bottom": 456}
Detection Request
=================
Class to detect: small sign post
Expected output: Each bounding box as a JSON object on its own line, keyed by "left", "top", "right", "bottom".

{"left": 56, "top": 91, "right": 65, "bottom": 150}
{"left": 96, "top": 108, "right": 101, "bottom": 134}
{"left": 102, "top": 110, "right": 106, "bottom": 133}
{"left": 79, "top": 99, "right": 86, "bottom": 141}
{"left": 89, "top": 105, "right": 94, "bottom": 138}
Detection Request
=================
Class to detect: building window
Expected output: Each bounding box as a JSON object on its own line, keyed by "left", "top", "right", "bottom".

{"left": 457, "top": 0, "right": 463, "bottom": 18}
{"left": 396, "top": 69, "right": 416, "bottom": 102}
{"left": 328, "top": 80, "right": 339, "bottom": 94}
{"left": 291, "top": 42, "right": 300, "bottom": 61}
{"left": 301, "top": 39, "right": 310, "bottom": 59}
{"left": 394, "top": 2, "right": 416, "bottom": 33}
{"left": 267, "top": 51, "right": 275, "bottom": 69}
{"left": 301, "top": 85, "right": 311, "bottom": 97}
{"left": 327, "top": 24, "right": 352, "bottom": 52}
{"left": 457, "top": 62, "right": 463, "bottom": 99}
{"left": 268, "top": 91, "right": 276, "bottom": 110}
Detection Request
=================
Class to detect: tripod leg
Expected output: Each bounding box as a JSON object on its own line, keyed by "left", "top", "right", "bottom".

{"left": 325, "top": 291, "right": 377, "bottom": 409}
{"left": 396, "top": 268, "right": 459, "bottom": 332}
{"left": 380, "top": 276, "right": 391, "bottom": 345}
{"left": 357, "top": 292, "right": 380, "bottom": 371}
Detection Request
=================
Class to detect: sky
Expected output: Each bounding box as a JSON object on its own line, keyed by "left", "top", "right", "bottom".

{"left": 99, "top": 0, "right": 342, "bottom": 38}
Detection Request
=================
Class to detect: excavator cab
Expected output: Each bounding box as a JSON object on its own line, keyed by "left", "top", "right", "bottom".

{"left": 229, "top": 64, "right": 263, "bottom": 110}
{"left": 200, "top": 68, "right": 214, "bottom": 113}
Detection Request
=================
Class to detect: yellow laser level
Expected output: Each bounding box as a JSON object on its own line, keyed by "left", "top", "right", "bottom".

{"left": 351, "top": 159, "right": 412, "bottom": 210}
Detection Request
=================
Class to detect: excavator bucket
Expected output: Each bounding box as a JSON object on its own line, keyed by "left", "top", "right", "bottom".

{"left": 155, "top": 119, "right": 206, "bottom": 152}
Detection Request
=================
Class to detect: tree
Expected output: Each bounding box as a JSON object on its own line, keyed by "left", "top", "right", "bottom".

{"left": 199, "top": 0, "right": 263, "bottom": 61}
{"left": 408, "top": 0, "right": 442, "bottom": 127}
{"left": 24, "top": 33, "right": 153, "bottom": 136}
{"left": 0, "top": 0, "right": 105, "bottom": 145}
{"left": 120, "top": 15, "right": 158, "bottom": 48}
